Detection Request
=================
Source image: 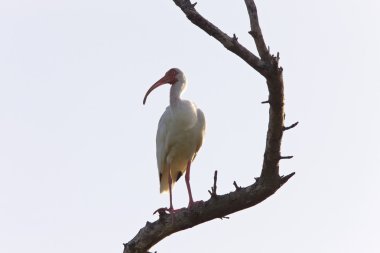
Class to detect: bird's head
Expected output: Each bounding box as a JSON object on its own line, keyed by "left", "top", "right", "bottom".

{"left": 143, "top": 68, "right": 185, "bottom": 105}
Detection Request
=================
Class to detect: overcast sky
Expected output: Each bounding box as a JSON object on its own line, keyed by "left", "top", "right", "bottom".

{"left": 1, "top": 1, "right": 379, "bottom": 253}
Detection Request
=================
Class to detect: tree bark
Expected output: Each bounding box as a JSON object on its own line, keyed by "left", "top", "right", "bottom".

{"left": 123, "top": 1, "right": 296, "bottom": 252}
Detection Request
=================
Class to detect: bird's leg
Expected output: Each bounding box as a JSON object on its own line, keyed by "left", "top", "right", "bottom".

{"left": 185, "top": 160, "right": 195, "bottom": 208}
{"left": 167, "top": 168, "right": 181, "bottom": 223}
{"left": 153, "top": 167, "right": 179, "bottom": 217}
{"left": 168, "top": 169, "right": 175, "bottom": 213}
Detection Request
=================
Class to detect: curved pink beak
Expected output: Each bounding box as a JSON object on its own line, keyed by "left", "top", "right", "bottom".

{"left": 143, "top": 73, "right": 172, "bottom": 105}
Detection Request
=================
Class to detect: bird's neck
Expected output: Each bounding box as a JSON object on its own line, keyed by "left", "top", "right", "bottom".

{"left": 170, "top": 79, "right": 187, "bottom": 106}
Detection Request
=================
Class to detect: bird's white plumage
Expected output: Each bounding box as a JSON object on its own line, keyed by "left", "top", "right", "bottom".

{"left": 157, "top": 102, "right": 205, "bottom": 192}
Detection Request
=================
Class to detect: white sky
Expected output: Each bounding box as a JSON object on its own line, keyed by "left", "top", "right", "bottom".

{"left": 1, "top": 0, "right": 379, "bottom": 252}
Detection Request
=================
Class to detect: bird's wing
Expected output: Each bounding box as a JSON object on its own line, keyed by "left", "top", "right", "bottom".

{"left": 193, "top": 108, "right": 206, "bottom": 160}
{"left": 156, "top": 107, "right": 171, "bottom": 179}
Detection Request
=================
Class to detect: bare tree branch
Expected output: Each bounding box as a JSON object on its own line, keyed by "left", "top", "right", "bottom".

{"left": 244, "top": 0, "right": 269, "bottom": 59}
{"left": 123, "top": 1, "right": 295, "bottom": 252}
{"left": 172, "top": 0, "right": 268, "bottom": 77}
{"left": 123, "top": 173, "right": 294, "bottom": 253}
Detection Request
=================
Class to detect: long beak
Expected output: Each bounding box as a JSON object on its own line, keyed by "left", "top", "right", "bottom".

{"left": 143, "top": 74, "right": 171, "bottom": 105}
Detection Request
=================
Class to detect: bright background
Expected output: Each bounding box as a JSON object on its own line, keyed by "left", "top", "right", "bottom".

{"left": 1, "top": 1, "right": 379, "bottom": 252}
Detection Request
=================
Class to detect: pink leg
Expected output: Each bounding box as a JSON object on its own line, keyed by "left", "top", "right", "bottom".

{"left": 153, "top": 165, "right": 178, "bottom": 217}
{"left": 185, "top": 160, "right": 195, "bottom": 207}
{"left": 168, "top": 168, "right": 175, "bottom": 212}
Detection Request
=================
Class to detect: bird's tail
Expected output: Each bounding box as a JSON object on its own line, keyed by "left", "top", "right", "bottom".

{"left": 159, "top": 170, "right": 170, "bottom": 193}
{"left": 160, "top": 169, "right": 182, "bottom": 193}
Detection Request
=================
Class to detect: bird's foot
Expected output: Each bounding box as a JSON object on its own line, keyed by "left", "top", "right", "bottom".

{"left": 153, "top": 207, "right": 180, "bottom": 216}
{"left": 153, "top": 207, "right": 180, "bottom": 224}
{"left": 187, "top": 200, "right": 204, "bottom": 209}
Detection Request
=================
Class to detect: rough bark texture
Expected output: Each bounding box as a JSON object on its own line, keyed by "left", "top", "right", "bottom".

{"left": 123, "top": 1, "right": 296, "bottom": 252}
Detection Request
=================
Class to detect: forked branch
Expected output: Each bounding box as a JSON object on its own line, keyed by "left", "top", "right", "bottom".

{"left": 172, "top": 0, "right": 269, "bottom": 77}
{"left": 244, "top": 0, "right": 269, "bottom": 59}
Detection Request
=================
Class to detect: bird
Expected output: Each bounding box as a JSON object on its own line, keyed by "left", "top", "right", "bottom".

{"left": 143, "top": 68, "right": 206, "bottom": 214}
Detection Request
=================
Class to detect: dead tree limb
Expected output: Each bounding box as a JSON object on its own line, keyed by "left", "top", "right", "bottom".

{"left": 123, "top": 1, "right": 295, "bottom": 252}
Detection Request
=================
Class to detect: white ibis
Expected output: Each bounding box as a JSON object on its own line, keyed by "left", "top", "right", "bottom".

{"left": 143, "top": 68, "right": 206, "bottom": 213}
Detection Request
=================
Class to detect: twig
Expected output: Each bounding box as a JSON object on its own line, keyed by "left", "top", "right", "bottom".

{"left": 208, "top": 170, "right": 218, "bottom": 197}
{"left": 283, "top": 121, "right": 299, "bottom": 131}
{"left": 280, "top": 156, "right": 293, "bottom": 160}
{"left": 233, "top": 181, "right": 242, "bottom": 191}
{"left": 280, "top": 172, "right": 296, "bottom": 185}
{"left": 232, "top": 33, "right": 238, "bottom": 43}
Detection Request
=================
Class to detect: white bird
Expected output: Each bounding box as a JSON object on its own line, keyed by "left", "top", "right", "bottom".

{"left": 143, "top": 68, "right": 206, "bottom": 213}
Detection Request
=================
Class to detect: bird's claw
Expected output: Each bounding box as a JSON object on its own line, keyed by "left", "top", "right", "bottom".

{"left": 187, "top": 200, "right": 204, "bottom": 209}
{"left": 153, "top": 207, "right": 181, "bottom": 224}
{"left": 153, "top": 207, "right": 180, "bottom": 216}
{"left": 153, "top": 207, "right": 169, "bottom": 216}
